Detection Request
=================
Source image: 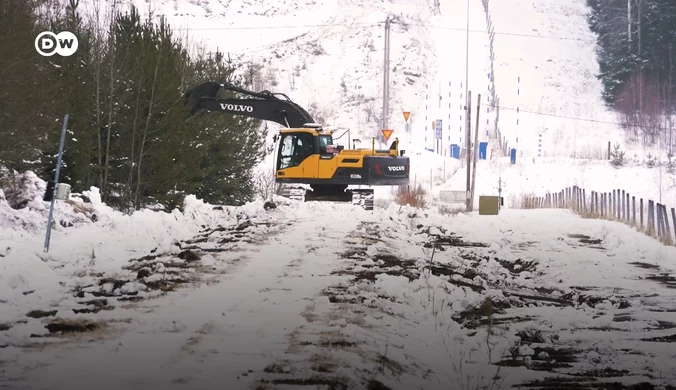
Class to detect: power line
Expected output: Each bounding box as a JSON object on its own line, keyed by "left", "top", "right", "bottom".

{"left": 171, "top": 21, "right": 596, "bottom": 42}
{"left": 491, "top": 104, "right": 666, "bottom": 130}
{"left": 173, "top": 22, "right": 379, "bottom": 30}
{"left": 427, "top": 24, "right": 595, "bottom": 42}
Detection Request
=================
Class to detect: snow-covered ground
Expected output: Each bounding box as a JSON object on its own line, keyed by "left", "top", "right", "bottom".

{"left": 2, "top": 174, "right": 676, "bottom": 389}
{"left": 5, "top": 0, "right": 675, "bottom": 387}
{"left": 439, "top": 157, "right": 676, "bottom": 209}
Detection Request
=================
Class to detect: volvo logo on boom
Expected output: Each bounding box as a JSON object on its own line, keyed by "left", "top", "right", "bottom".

{"left": 220, "top": 103, "right": 254, "bottom": 112}
{"left": 388, "top": 166, "right": 406, "bottom": 172}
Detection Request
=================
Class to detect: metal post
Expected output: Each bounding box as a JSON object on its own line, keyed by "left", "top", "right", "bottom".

{"left": 498, "top": 176, "right": 502, "bottom": 212}
{"left": 470, "top": 94, "right": 481, "bottom": 210}
{"left": 44, "top": 114, "right": 69, "bottom": 253}
{"left": 381, "top": 16, "right": 391, "bottom": 150}
{"left": 465, "top": 91, "right": 472, "bottom": 212}
{"left": 465, "top": 0, "right": 470, "bottom": 119}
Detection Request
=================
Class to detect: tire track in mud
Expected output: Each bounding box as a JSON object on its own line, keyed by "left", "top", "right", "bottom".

{"left": 254, "top": 221, "right": 676, "bottom": 390}
{"left": 2, "top": 202, "right": 372, "bottom": 390}
{"left": 0, "top": 205, "right": 295, "bottom": 348}
{"left": 253, "top": 220, "right": 424, "bottom": 390}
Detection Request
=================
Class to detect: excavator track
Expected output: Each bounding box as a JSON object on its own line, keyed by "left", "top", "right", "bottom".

{"left": 278, "top": 185, "right": 374, "bottom": 211}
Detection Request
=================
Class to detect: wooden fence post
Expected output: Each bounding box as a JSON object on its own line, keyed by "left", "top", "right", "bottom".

{"left": 672, "top": 207, "right": 676, "bottom": 241}
{"left": 640, "top": 198, "right": 644, "bottom": 229}
{"left": 657, "top": 203, "right": 663, "bottom": 238}
{"left": 660, "top": 204, "right": 667, "bottom": 240}
{"left": 632, "top": 196, "right": 636, "bottom": 226}
{"left": 567, "top": 187, "right": 571, "bottom": 207}
{"left": 618, "top": 189, "right": 622, "bottom": 219}
{"left": 621, "top": 189, "right": 626, "bottom": 220}
{"left": 580, "top": 188, "right": 584, "bottom": 212}
{"left": 663, "top": 204, "right": 672, "bottom": 244}
{"left": 596, "top": 192, "right": 600, "bottom": 216}
{"left": 648, "top": 200, "right": 655, "bottom": 236}
{"left": 574, "top": 186, "right": 578, "bottom": 211}
{"left": 612, "top": 191, "right": 616, "bottom": 219}
{"left": 575, "top": 186, "right": 579, "bottom": 211}
{"left": 625, "top": 193, "right": 630, "bottom": 223}
{"left": 619, "top": 189, "right": 623, "bottom": 220}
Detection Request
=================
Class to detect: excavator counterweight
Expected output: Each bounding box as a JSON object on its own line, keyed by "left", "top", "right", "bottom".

{"left": 183, "top": 81, "right": 410, "bottom": 210}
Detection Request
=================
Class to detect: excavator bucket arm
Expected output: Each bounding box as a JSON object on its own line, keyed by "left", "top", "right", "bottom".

{"left": 183, "top": 81, "right": 315, "bottom": 128}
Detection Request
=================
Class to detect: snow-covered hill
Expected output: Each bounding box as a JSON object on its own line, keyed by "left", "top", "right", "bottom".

{"left": 87, "top": 0, "right": 446, "bottom": 149}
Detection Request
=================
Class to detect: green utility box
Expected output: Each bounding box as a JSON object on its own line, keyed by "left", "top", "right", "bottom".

{"left": 479, "top": 196, "right": 500, "bottom": 215}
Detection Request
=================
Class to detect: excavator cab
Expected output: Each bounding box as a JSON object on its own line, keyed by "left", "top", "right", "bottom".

{"left": 277, "top": 130, "right": 319, "bottom": 171}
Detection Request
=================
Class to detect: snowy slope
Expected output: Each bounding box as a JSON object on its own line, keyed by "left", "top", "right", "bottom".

{"left": 2, "top": 180, "right": 676, "bottom": 389}
{"left": 84, "top": 0, "right": 442, "bottom": 149}
{"left": 485, "top": 0, "right": 623, "bottom": 158}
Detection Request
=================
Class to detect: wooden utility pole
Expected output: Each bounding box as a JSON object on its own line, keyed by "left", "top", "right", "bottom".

{"left": 470, "top": 94, "right": 482, "bottom": 210}
{"left": 465, "top": 91, "right": 472, "bottom": 212}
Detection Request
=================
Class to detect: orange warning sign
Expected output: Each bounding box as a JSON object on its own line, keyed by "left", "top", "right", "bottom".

{"left": 381, "top": 129, "right": 393, "bottom": 141}
{"left": 403, "top": 111, "right": 411, "bottom": 121}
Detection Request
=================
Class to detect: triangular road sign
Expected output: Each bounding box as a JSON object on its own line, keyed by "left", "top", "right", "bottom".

{"left": 403, "top": 111, "right": 411, "bottom": 122}
{"left": 381, "top": 129, "right": 393, "bottom": 141}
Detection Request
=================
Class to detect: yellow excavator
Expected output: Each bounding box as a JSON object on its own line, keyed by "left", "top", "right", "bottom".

{"left": 183, "top": 82, "right": 410, "bottom": 210}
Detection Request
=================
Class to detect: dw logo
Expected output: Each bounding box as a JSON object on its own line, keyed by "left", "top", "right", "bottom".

{"left": 35, "top": 31, "right": 78, "bottom": 57}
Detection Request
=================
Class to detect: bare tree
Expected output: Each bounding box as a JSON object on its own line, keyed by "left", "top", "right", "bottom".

{"left": 134, "top": 41, "right": 162, "bottom": 209}
{"left": 102, "top": 0, "right": 117, "bottom": 200}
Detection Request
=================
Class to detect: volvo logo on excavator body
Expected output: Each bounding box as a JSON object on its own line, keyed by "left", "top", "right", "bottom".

{"left": 388, "top": 166, "right": 406, "bottom": 172}
{"left": 220, "top": 103, "right": 254, "bottom": 112}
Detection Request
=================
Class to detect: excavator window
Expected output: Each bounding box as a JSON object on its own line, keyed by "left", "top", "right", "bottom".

{"left": 278, "top": 132, "right": 315, "bottom": 169}
{"left": 318, "top": 135, "right": 332, "bottom": 154}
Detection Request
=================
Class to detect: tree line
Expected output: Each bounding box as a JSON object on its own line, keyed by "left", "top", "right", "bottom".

{"left": 587, "top": 0, "right": 675, "bottom": 150}
{"left": 0, "top": 0, "right": 268, "bottom": 212}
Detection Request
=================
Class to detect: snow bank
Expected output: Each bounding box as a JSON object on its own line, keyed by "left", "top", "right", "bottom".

{"left": 0, "top": 171, "right": 290, "bottom": 329}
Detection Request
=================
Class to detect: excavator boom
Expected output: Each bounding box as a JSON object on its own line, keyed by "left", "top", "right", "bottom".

{"left": 184, "top": 81, "right": 314, "bottom": 128}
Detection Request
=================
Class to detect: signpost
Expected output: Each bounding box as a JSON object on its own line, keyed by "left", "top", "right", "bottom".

{"left": 434, "top": 119, "right": 442, "bottom": 154}
{"left": 403, "top": 111, "right": 411, "bottom": 133}
{"left": 381, "top": 129, "right": 393, "bottom": 141}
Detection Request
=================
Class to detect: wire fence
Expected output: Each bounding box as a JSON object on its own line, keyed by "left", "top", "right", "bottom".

{"left": 481, "top": 0, "right": 511, "bottom": 158}
{"left": 523, "top": 186, "right": 675, "bottom": 245}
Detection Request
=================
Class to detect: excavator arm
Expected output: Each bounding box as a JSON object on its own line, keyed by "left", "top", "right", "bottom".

{"left": 183, "top": 81, "right": 315, "bottom": 128}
